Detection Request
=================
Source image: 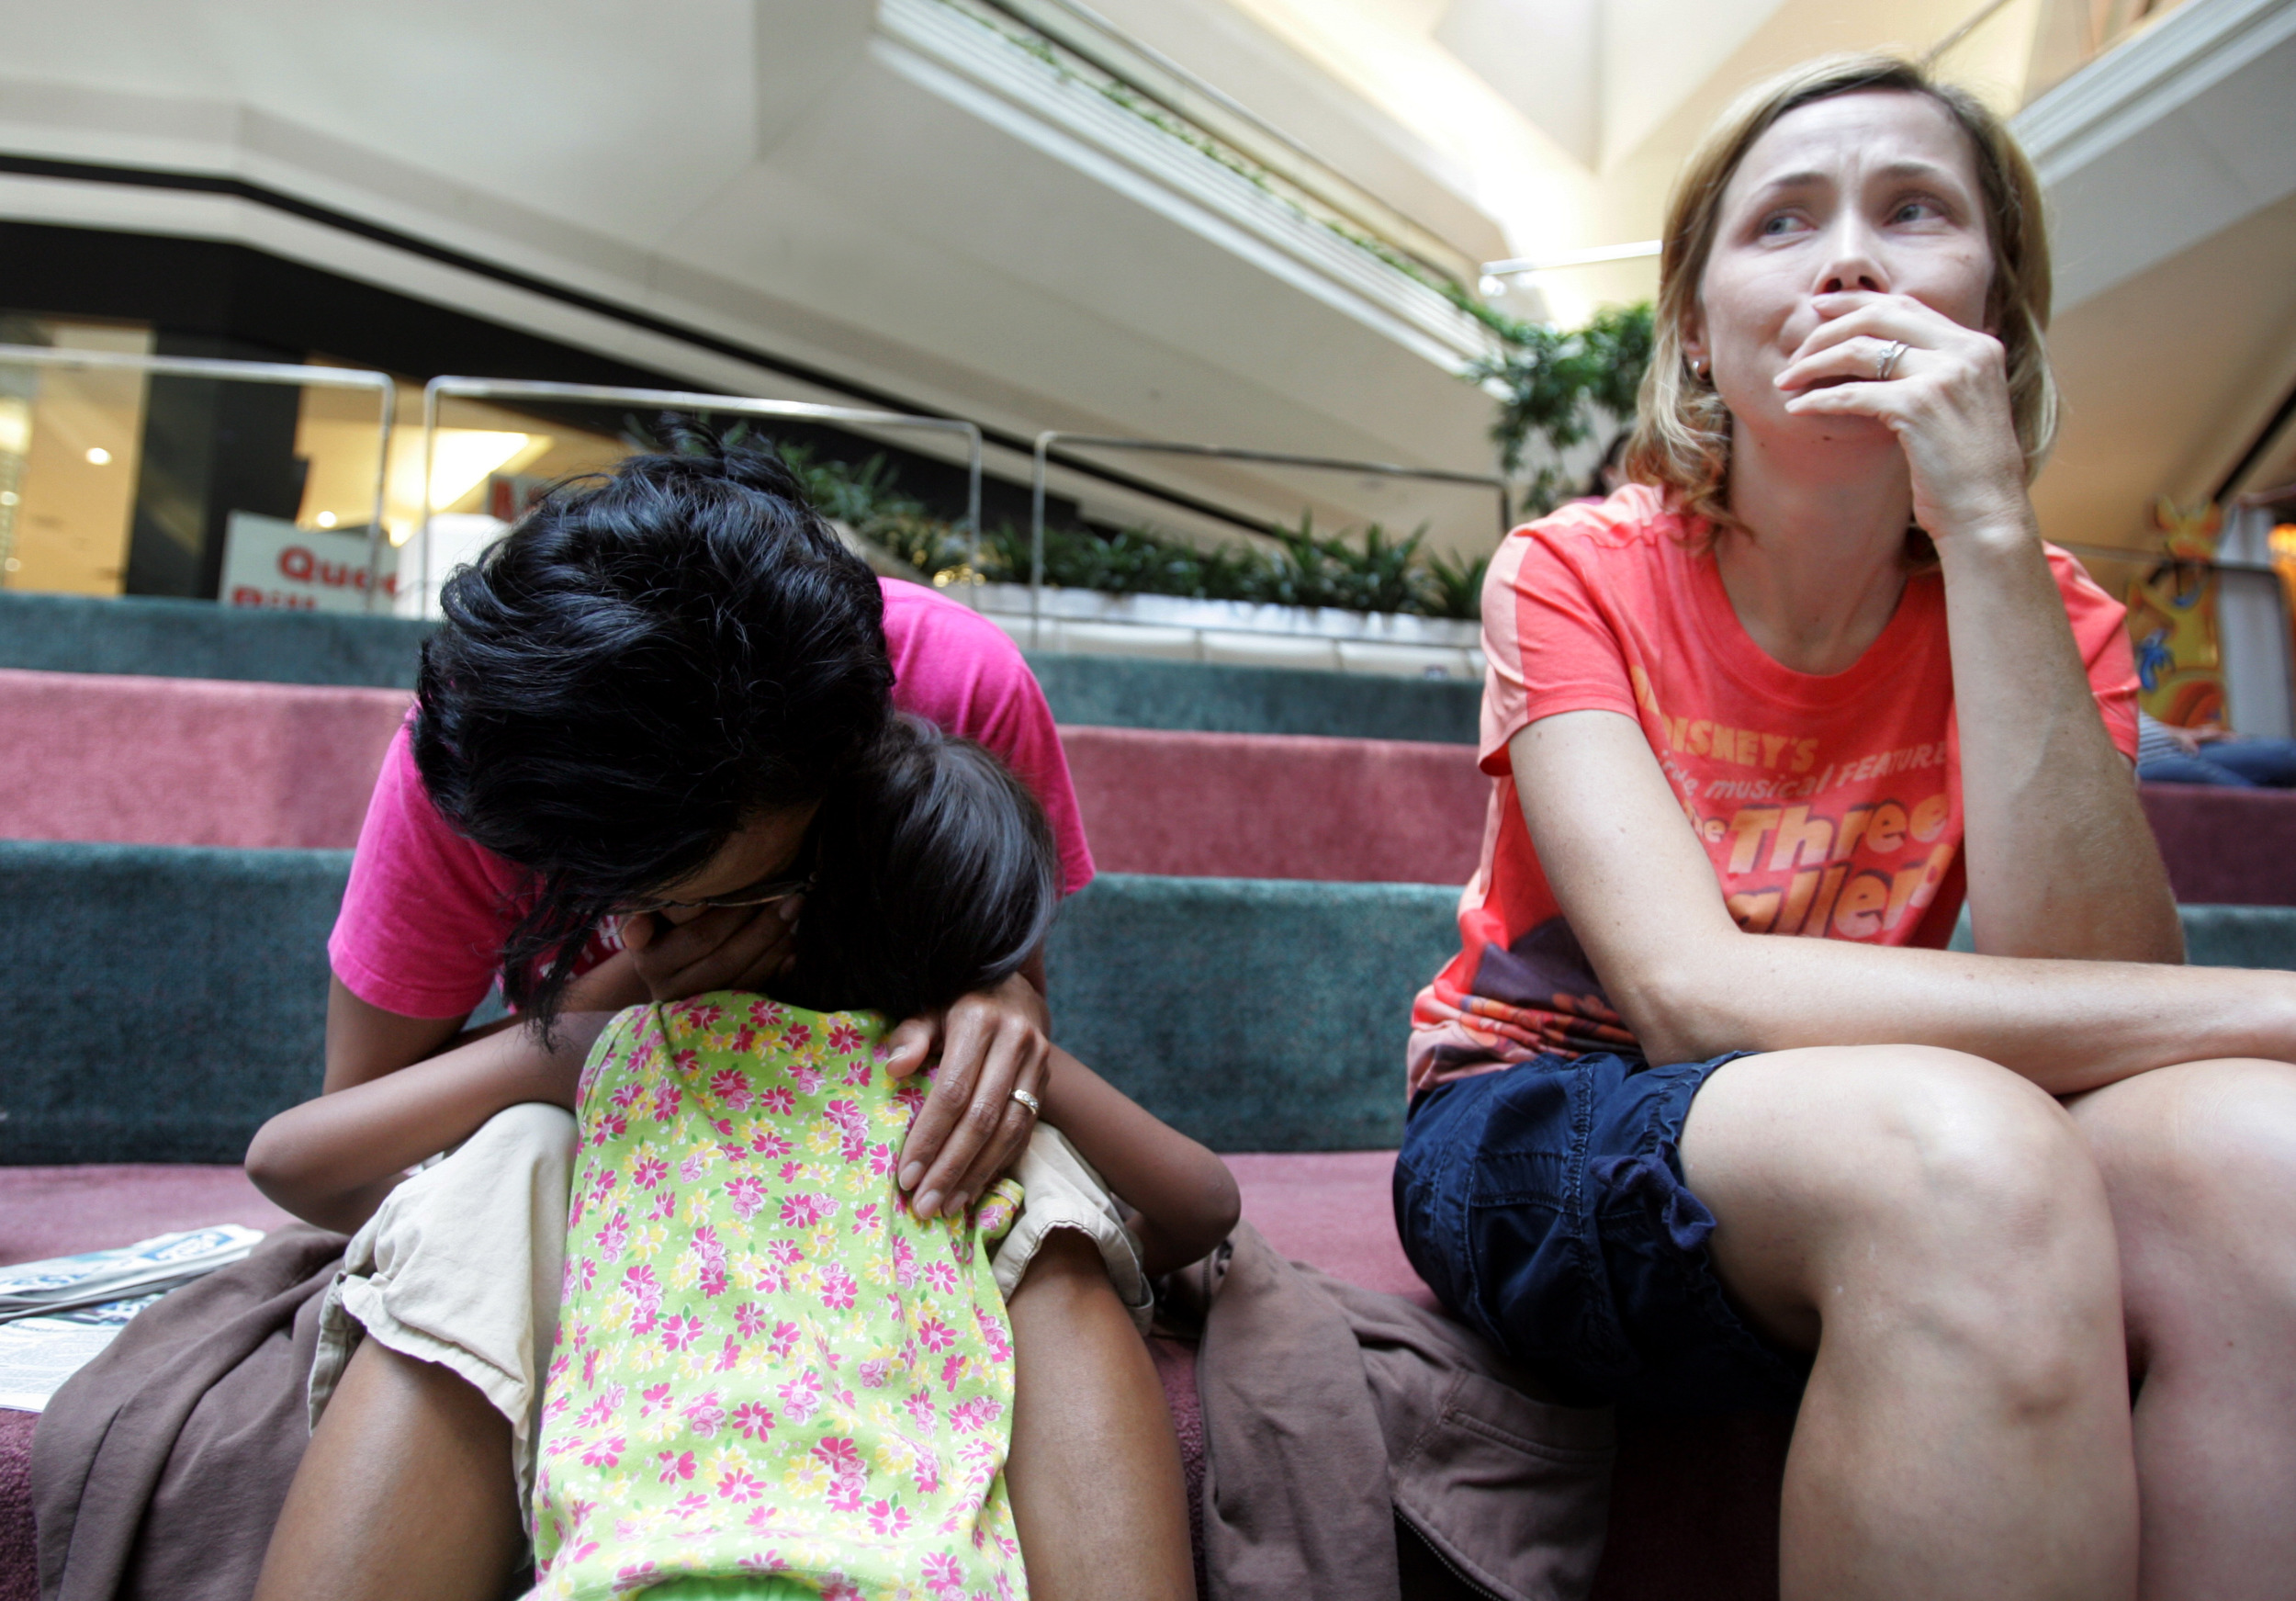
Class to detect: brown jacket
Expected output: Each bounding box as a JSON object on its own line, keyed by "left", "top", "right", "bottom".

{"left": 1166, "top": 1223, "right": 1614, "bottom": 1601}
{"left": 34, "top": 1224, "right": 345, "bottom": 1601}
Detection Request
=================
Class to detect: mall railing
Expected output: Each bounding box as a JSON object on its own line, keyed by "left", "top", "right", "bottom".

{"left": 418, "top": 378, "right": 985, "bottom": 618}
{"left": 0, "top": 346, "right": 396, "bottom": 611}
{"left": 1026, "top": 431, "right": 1513, "bottom": 648}
{"left": 975, "top": 0, "right": 1477, "bottom": 290}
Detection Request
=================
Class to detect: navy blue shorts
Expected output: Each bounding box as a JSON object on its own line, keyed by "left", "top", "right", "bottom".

{"left": 1393, "top": 1050, "right": 1808, "bottom": 1414}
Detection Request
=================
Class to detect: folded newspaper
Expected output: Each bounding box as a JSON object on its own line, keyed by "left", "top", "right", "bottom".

{"left": 0, "top": 1225, "right": 265, "bottom": 1324}
{"left": 0, "top": 1226, "right": 267, "bottom": 1412}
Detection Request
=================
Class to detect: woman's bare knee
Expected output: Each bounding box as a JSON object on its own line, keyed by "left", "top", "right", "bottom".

{"left": 2074, "top": 1058, "right": 2296, "bottom": 1347}
{"left": 1684, "top": 1045, "right": 2120, "bottom": 1364}
{"left": 2074, "top": 1057, "right": 2296, "bottom": 1208}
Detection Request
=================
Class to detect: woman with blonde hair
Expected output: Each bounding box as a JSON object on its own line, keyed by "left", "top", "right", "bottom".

{"left": 1398, "top": 52, "right": 2296, "bottom": 1600}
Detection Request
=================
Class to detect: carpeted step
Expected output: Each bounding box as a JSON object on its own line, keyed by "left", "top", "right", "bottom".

{"left": 0, "top": 841, "right": 350, "bottom": 1166}
{"left": 0, "top": 591, "right": 1483, "bottom": 742}
{"left": 7, "top": 840, "right": 2296, "bottom": 1167}
{"left": 0, "top": 592, "right": 432, "bottom": 690}
{"left": 0, "top": 847, "right": 1462, "bottom": 1164}
{"left": 0, "top": 670, "right": 413, "bottom": 851}
{"left": 1062, "top": 724, "right": 1482, "bottom": 884}
{"left": 0, "top": 668, "right": 1488, "bottom": 883}
{"left": 0, "top": 668, "right": 1489, "bottom": 883}
{"left": 15, "top": 665, "right": 2296, "bottom": 901}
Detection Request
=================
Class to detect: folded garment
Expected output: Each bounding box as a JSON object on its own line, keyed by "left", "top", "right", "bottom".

{"left": 32, "top": 1224, "right": 345, "bottom": 1601}
{"left": 1165, "top": 1220, "right": 1615, "bottom": 1601}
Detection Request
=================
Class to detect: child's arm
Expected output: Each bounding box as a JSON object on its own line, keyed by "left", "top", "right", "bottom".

{"left": 243, "top": 996, "right": 613, "bottom": 1235}
{"left": 1035, "top": 1047, "right": 1240, "bottom": 1276}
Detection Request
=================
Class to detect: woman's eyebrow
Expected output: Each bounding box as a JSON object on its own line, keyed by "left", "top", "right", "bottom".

{"left": 1757, "top": 170, "right": 1829, "bottom": 194}
{"left": 1869, "top": 158, "right": 1961, "bottom": 186}
{"left": 1747, "top": 159, "right": 1962, "bottom": 200}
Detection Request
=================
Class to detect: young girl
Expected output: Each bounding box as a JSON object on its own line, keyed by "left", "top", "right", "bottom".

{"left": 296, "top": 716, "right": 1239, "bottom": 1598}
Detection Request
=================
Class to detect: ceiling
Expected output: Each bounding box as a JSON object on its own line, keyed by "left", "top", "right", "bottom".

{"left": 0, "top": 0, "right": 2283, "bottom": 566}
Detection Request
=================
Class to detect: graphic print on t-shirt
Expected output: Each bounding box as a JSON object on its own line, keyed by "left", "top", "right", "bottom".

{"left": 1407, "top": 488, "right": 2139, "bottom": 1097}
{"left": 1634, "top": 665, "right": 1960, "bottom": 941}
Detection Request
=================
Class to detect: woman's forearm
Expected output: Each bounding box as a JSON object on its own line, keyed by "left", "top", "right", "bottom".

{"left": 1638, "top": 930, "right": 2296, "bottom": 1093}
{"left": 248, "top": 1016, "right": 605, "bottom": 1233}
{"left": 1937, "top": 524, "right": 2181, "bottom": 963}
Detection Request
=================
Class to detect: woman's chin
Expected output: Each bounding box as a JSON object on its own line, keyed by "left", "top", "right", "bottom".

{"left": 1740, "top": 406, "right": 1899, "bottom": 465}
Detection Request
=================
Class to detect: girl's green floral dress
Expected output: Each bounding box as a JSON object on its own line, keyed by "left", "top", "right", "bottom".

{"left": 531, "top": 993, "right": 1027, "bottom": 1601}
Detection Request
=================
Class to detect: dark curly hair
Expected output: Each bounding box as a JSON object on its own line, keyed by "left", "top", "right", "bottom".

{"left": 781, "top": 715, "right": 1061, "bottom": 1025}
{"left": 412, "top": 419, "right": 894, "bottom": 1023}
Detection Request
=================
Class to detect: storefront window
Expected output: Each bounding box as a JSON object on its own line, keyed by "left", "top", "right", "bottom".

{"left": 0, "top": 317, "right": 155, "bottom": 597}
{"left": 0, "top": 323, "right": 782, "bottom": 615}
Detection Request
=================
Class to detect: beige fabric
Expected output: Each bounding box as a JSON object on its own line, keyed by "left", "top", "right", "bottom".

{"left": 307, "top": 1100, "right": 577, "bottom": 1516}
{"left": 991, "top": 1122, "right": 1153, "bottom": 1333}
{"left": 308, "top": 1101, "right": 1146, "bottom": 1523}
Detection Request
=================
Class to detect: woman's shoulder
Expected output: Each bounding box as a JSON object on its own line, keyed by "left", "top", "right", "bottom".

{"left": 1511, "top": 485, "right": 1691, "bottom": 558}
{"left": 1492, "top": 484, "right": 1701, "bottom": 594}
{"left": 879, "top": 577, "right": 1037, "bottom": 710}
{"left": 877, "top": 576, "right": 1033, "bottom": 698}
{"left": 2040, "top": 540, "right": 2123, "bottom": 610}
{"left": 879, "top": 576, "right": 1016, "bottom": 659}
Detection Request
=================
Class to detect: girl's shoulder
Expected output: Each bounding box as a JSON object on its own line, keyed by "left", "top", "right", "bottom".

{"left": 578, "top": 995, "right": 901, "bottom": 1132}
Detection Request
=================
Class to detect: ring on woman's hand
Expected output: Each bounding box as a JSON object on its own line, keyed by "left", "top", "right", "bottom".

{"left": 1009, "top": 1087, "right": 1041, "bottom": 1117}
{"left": 1874, "top": 340, "right": 1908, "bottom": 382}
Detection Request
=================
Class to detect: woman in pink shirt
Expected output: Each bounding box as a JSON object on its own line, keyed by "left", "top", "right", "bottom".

{"left": 244, "top": 428, "right": 1192, "bottom": 1601}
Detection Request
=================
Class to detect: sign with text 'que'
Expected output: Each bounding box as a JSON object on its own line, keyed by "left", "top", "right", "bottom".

{"left": 220, "top": 512, "right": 398, "bottom": 613}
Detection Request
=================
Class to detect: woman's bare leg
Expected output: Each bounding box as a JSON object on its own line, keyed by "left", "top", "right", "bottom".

{"left": 1005, "top": 1229, "right": 1195, "bottom": 1600}
{"left": 252, "top": 1339, "right": 524, "bottom": 1601}
{"left": 1681, "top": 1045, "right": 2138, "bottom": 1601}
{"left": 2071, "top": 1056, "right": 2296, "bottom": 1601}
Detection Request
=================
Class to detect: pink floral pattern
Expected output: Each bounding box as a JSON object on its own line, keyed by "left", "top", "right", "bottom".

{"left": 532, "top": 995, "right": 1025, "bottom": 1599}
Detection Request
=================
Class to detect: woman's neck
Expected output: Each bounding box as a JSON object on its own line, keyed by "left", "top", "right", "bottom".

{"left": 1716, "top": 428, "right": 1914, "bottom": 676}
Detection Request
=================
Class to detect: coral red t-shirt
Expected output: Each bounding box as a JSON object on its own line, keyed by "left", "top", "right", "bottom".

{"left": 1407, "top": 486, "right": 2140, "bottom": 1095}
{"left": 329, "top": 579, "right": 1095, "bottom": 1020}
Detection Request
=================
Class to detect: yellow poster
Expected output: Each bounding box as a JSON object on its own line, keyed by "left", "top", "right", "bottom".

{"left": 2126, "top": 498, "right": 2227, "bottom": 729}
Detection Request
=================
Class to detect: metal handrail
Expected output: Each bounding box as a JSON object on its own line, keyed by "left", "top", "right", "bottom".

{"left": 980, "top": 0, "right": 1480, "bottom": 288}
{"left": 418, "top": 378, "right": 985, "bottom": 615}
{"left": 1027, "top": 431, "right": 1513, "bottom": 648}
{"left": 2058, "top": 539, "right": 2286, "bottom": 577}
{"left": 0, "top": 344, "right": 395, "bottom": 611}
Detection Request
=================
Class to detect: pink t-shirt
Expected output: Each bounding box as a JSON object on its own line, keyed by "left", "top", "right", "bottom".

{"left": 329, "top": 579, "right": 1095, "bottom": 1019}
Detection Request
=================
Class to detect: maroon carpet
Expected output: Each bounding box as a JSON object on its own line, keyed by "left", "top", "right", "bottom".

{"left": 0, "top": 670, "right": 409, "bottom": 851}
{"left": 8, "top": 667, "right": 2296, "bottom": 903}
{"left": 0, "top": 1159, "right": 1784, "bottom": 1599}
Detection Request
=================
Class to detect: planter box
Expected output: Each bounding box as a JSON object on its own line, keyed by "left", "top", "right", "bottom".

{"left": 966, "top": 581, "right": 1484, "bottom": 682}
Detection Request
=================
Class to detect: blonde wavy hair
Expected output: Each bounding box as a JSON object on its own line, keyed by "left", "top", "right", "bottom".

{"left": 1622, "top": 53, "right": 2058, "bottom": 535}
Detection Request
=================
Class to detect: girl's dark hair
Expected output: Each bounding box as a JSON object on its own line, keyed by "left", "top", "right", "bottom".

{"left": 780, "top": 716, "right": 1062, "bottom": 1023}
{"left": 412, "top": 419, "right": 895, "bottom": 1023}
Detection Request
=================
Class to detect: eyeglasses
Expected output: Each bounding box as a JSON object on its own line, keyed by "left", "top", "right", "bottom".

{"left": 622, "top": 874, "right": 813, "bottom": 918}
{"left": 617, "top": 840, "right": 816, "bottom": 918}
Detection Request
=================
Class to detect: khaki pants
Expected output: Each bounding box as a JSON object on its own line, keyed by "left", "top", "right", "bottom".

{"left": 308, "top": 1102, "right": 1148, "bottom": 1519}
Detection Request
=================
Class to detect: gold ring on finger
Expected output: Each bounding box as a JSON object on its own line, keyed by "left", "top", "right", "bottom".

{"left": 1009, "top": 1087, "right": 1041, "bottom": 1117}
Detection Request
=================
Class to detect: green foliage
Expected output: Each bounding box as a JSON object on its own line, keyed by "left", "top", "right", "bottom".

{"left": 1462, "top": 300, "right": 1655, "bottom": 513}
{"left": 1423, "top": 547, "right": 1490, "bottom": 621}
{"left": 770, "top": 445, "right": 1485, "bottom": 621}
{"left": 624, "top": 410, "right": 1496, "bottom": 623}
{"left": 974, "top": 513, "right": 1457, "bottom": 616}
